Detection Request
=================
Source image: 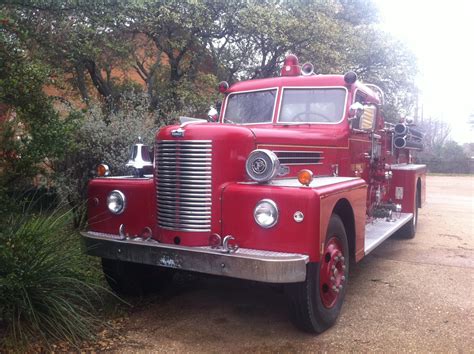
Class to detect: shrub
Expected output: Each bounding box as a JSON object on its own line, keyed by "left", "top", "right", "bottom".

{"left": 0, "top": 208, "right": 106, "bottom": 348}
{"left": 54, "top": 92, "right": 161, "bottom": 226}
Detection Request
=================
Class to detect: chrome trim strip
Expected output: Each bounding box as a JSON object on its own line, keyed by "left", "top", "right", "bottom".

{"left": 160, "top": 225, "right": 211, "bottom": 232}
{"left": 159, "top": 220, "right": 211, "bottom": 227}
{"left": 158, "top": 200, "right": 212, "bottom": 206}
{"left": 158, "top": 210, "right": 212, "bottom": 216}
{"left": 158, "top": 140, "right": 212, "bottom": 143}
{"left": 157, "top": 178, "right": 212, "bottom": 183}
{"left": 158, "top": 186, "right": 212, "bottom": 192}
{"left": 159, "top": 191, "right": 211, "bottom": 197}
{"left": 273, "top": 150, "right": 324, "bottom": 154}
{"left": 81, "top": 231, "right": 309, "bottom": 283}
{"left": 159, "top": 152, "right": 212, "bottom": 157}
{"left": 157, "top": 202, "right": 212, "bottom": 209}
{"left": 389, "top": 163, "right": 427, "bottom": 171}
{"left": 157, "top": 182, "right": 211, "bottom": 188}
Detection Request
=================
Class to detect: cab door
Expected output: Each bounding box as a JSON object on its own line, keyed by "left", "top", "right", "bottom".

{"left": 349, "top": 102, "right": 379, "bottom": 208}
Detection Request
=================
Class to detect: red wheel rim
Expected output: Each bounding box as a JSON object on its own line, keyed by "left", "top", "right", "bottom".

{"left": 319, "top": 236, "right": 346, "bottom": 308}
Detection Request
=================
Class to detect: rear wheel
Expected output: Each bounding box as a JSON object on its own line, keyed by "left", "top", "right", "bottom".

{"left": 400, "top": 188, "right": 420, "bottom": 239}
{"left": 101, "top": 258, "right": 173, "bottom": 296}
{"left": 286, "top": 214, "right": 349, "bottom": 333}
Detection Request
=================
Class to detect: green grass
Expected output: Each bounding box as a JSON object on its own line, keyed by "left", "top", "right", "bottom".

{"left": 0, "top": 207, "right": 114, "bottom": 349}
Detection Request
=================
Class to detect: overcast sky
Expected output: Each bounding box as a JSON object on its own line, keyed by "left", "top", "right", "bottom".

{"left": 374, "top": 0, "right": 473, "bottom": 144}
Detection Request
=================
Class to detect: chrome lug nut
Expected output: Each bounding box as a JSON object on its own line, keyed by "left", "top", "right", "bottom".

{"left": 332, "top": 285, "right": 337, "bottom": 291}
{"left": 341, "top": 276, "right": 346, "bottom": 282}
{"left": 330, "top": 276, "right": 335, "bottom": 282}
{"left": 340, "top": 256, "right": 345, "bottom": 262}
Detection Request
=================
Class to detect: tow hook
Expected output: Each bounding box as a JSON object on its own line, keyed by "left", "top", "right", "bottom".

{"left": 222, "top": 235, "right": 239, "bottom": 253}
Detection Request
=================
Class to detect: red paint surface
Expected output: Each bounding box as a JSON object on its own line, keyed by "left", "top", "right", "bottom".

{"left": 390, "top": 166, "right": 427, "bottom": 213}
{"left": 221, "top": 183, "right": 320, "bottom": 259}
{"left": 221, "top": 178, "right": 366, "bottom": 262}
{"left": 87, "top": 178, "right": 156, "bottom": 238}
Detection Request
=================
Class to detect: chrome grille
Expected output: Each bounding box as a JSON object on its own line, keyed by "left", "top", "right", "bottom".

{"left": 155, "top": 140, "right": 212, "bottom": 232}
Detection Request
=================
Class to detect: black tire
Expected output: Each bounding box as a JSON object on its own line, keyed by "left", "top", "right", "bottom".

{"left": 101, "top": 258, "right": 173, "bottom": 296}
{"left": 399, "top": 188, "right": 420, "bottom": 239}
{"left": 285, "top": 214, "right": 349, "bottom": 333}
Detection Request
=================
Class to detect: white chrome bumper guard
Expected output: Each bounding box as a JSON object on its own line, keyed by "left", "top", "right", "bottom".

{"left": 81, "top": 231, "right": 309, "bottom": 283}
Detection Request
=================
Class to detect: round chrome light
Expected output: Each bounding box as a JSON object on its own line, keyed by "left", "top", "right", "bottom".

{"left": 245, "top": 149, "right": 280, "bottom": 183}
{"left": 254, "top": 199, "right": 279, "bottom": 228}
{"left": 107, "top": 190, "right": 126, "bottom": 214}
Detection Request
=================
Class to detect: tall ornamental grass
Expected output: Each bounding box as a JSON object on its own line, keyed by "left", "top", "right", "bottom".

{"left": 0, "top": 208, "right": 106, "bottom": 348}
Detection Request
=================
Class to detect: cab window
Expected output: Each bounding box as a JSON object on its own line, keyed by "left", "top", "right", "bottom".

{"left": 279, "top": 88, "right": 346, "bottom": 123}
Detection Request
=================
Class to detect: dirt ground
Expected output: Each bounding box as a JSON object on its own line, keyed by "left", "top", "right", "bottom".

{"left": 117, "top": 175, "right": 473, "bottom": 352}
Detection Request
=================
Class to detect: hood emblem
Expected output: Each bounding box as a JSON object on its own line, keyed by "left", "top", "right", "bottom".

{"left": 171, "top": 128, "right": 185, "bottom": 137}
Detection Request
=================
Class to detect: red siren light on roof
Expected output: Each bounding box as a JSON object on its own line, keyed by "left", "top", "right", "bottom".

{"left": 281, "top": 54, "right": 302, "bottom": 77}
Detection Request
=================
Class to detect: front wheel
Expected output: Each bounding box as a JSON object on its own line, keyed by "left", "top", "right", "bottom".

{"left": 102, "top": 258, "right": 173, "bottom": 296}
{"left": 286, "top": 214, "right": 349, "bottom": 333}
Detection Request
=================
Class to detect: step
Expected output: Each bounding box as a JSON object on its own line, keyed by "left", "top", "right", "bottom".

{"left": 364, "top": 212, "right": 413, "bottom": 255}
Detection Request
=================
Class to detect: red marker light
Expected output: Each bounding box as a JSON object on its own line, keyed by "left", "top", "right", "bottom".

{"left": 218, "top": 81, "right": 229, "bottom": 93}
{"left": 284, "top": 54, "right": 298, "bottom": 66}
{"left": 281, "top": 54, "right": 301, "bottom": 76}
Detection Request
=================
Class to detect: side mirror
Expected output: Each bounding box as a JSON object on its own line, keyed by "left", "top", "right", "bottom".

{"left": 349, "top": 103, "right": 376, "bottom": 131}
{"left": 349, "top": 102, "right": 364, "bottom": 119}
{"left": 207, "top": 106, "right": 218, "bottom": 122}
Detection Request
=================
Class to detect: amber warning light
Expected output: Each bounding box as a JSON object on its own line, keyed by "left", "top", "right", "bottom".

{"left": 97, "top": 164, "right": 110, "bottom": 177}
{"left": 297, "top": 169, "right": 314, "bottom": 186}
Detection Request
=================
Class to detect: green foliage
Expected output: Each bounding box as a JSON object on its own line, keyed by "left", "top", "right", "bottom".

{"left": 415, "top": 118, "right": 471, "bottom": 173}
{"left": 0, "top": 12, "right": 75, "bottom": 214}
{"left": 418, "top": 139, "right": 472, "bottom": 174}
{"left": 2, "top": 0, "right": 418, "bottom": 121}
{"left": 54, "top": 92, "right": 159, "bottom": 224}
{"left": 0, "top": 208, "right": 106, "bottom": 348}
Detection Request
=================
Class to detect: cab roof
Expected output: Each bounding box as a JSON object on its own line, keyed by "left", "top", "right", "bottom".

{"left": 227, "top": 74, "right": 380, "bottom": 104}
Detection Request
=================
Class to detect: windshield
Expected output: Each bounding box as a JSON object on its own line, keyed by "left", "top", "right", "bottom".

{"left": 279, "top": 88, "right": 346, "bottom": 123}
{"left": 223, "top": 89, "right": 277, "bottom": 124}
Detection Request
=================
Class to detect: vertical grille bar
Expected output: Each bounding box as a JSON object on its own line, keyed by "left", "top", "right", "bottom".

{"left": 155, "top": 140, "right": 212, "bottom": 232}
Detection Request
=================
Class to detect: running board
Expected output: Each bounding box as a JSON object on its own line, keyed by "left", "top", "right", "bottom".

{"left": 364, "top": 213, "right": 413, "bottom": 255}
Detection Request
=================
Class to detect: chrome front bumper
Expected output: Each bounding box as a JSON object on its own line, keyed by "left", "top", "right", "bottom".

{"left": 81, "top": 232, "right": 309, "bottom": 283}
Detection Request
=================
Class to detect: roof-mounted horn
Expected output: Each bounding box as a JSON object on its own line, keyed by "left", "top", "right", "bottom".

{"left": 301, "top": 62, "right": 314, "bottom": 76}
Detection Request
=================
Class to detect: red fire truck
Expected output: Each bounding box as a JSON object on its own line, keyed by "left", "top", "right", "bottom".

{"left": 82, "top": 54, "right": 426, "bottom": 333}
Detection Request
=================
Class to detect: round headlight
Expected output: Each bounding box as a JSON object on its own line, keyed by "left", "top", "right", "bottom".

{"left": 107, "top": 190, "right": 126, "bottom": 214}
{"left": 245, "top": 149, "right": 280, "bottom": 183}
{"left": 254, "top": 199, "right": 279, "bottom": 228}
